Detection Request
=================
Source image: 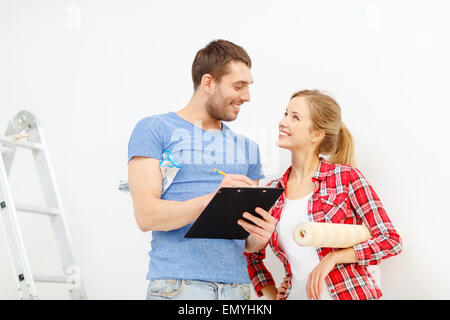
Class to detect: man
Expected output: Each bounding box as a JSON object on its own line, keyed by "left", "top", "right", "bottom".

{"left": 128, "top": 40, "right": 277, "bottom": 300}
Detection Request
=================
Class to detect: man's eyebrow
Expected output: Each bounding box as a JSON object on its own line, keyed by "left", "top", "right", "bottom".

{"left": 233, "top": 80, "right": 254, "bottom": 85}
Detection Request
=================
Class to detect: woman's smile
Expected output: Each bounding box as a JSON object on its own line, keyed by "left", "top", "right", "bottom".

{"left": 279, "top": 128, "right": 291, "bottom": 137}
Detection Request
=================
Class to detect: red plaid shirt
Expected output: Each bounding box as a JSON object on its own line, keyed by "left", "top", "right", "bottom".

{"left": 245, "top": 158, "right": 402, "bottom": 300}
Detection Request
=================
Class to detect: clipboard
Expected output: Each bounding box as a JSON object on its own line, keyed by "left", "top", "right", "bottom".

{"left": 184, "top": 187, "right": 285, "bottom": 240}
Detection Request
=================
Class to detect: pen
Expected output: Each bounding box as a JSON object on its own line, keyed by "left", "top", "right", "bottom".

{"left": 212, "top": 168, "right": 227, "bottom": 176}
{"left": 213, "top": 168, "right": 258, "bottom": 187}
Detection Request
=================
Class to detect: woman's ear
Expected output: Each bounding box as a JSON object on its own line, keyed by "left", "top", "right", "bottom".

{"left": 200, "top": 74, "right": 215, "bottom": 93}
{"left": 311, "top": 128, "right": 325, "bottom": 144}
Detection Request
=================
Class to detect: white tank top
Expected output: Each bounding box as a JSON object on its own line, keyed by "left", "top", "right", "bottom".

{"left": 278, "top": 193, "right": 333, "bottom": 300}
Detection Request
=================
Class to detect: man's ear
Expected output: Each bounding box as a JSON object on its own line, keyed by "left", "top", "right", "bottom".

{"left": 200, "top": 74, "right": 215, "bottom": 93}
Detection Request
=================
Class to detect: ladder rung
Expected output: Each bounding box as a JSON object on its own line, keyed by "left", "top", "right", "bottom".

{"left": 1, "top": 111, "right": 87, "bottom": 299}
{"left": 33, "top": 274, "right": 68, "bottom": 284}
{"left": 15, "top": 203, "right": 61, "bottom": 216}
{"left": 0, "top": 136, "right": 42, "bottom": 150}
{"left": 0, "top": 146, "right": 13, "bottom": 154}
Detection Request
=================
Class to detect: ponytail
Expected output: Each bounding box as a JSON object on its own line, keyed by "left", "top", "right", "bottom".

{"left": 328, "top": 122, "right": 356, "bottom": 167}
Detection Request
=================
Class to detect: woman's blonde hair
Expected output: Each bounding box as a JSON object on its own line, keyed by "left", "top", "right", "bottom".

{"left": 290, "top": 89, "right": 356, "bottom": 166}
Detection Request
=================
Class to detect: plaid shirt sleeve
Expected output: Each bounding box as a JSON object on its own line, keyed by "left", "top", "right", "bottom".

{"left": 244, "top": 246, "right": 276, "bottom": 297}
{"left": 348, "top": 167, "right": 403, "bottom": 266}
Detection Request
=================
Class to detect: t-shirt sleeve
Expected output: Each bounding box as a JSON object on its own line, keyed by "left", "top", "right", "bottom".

{"left": 128, "top": 117, "right": 165, "bottom": 163}
{"left": 247, "top": 141, "right": 265, "bottom": 181}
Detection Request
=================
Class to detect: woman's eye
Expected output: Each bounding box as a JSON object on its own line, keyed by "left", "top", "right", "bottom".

{"left": 293, "top": 115, "right": 299, "bottom": 120}
{"left": 284, "top": 112, "right": 288, "bottom": 116}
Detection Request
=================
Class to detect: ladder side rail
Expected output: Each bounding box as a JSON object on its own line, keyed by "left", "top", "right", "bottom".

{"left": 0, "top": 152, "right": 37, "bottom": 300}
{"left": 31, "top": 126, "right": 87, "bottom": 299}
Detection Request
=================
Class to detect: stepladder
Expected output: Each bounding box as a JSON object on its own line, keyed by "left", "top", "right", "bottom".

{"left": 0, "top": 111, "right": 87, "bottom": 299}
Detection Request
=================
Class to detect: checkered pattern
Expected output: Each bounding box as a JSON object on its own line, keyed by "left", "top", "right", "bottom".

{"left": 245, "top": 158, "right": 402, "bottom": 300}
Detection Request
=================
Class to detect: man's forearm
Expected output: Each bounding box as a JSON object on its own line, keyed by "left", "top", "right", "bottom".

{"left": 134, "top": 192, "right": 215, "bottom": 232}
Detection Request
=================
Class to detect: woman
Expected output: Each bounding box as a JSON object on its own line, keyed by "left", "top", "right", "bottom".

{"left": 241, "top": 90, "right": 402, "bottom": 300}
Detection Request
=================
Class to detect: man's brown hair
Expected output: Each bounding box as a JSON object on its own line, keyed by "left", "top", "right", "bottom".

{"left": 191, "top": 39, "right": 252, "bottom": 90}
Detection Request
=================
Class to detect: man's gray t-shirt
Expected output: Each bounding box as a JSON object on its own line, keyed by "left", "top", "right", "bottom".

{"left": 128, "top": 112, "right": 264, "bottom": 283}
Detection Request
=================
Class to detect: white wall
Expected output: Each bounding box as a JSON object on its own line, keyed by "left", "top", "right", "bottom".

{"left": 1, "top": 0, "right": 449, "bottom": 299}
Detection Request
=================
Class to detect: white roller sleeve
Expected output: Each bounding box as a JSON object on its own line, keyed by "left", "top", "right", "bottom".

{"left": 292, "top": 221, "right": 372, "bottom": 248}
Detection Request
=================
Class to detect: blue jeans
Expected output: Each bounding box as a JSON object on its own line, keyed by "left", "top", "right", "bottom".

{"left": 146, "top": 279, "right": 251, "bottom": 300}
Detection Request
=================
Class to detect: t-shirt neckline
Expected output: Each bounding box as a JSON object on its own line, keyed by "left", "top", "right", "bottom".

{"left": 169, "top": 111, "right": 227, "bottom": 134}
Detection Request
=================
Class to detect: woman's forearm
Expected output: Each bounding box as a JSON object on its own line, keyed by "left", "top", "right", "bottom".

{"left": 329, "top": 247, "right": 358, "bottom": 264}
